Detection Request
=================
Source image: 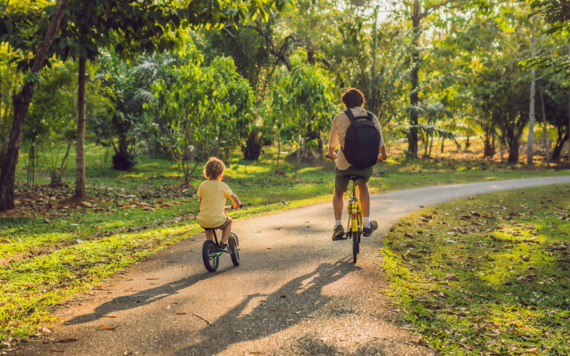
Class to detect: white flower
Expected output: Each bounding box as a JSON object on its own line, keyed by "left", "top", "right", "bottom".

{"left": 188, "top": 145, "right": 195, "bottom": 152}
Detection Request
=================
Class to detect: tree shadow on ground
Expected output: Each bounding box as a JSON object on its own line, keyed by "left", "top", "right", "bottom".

{"left": 174, "top": 258, "right": 360, "bottom": 356}
{"left": 64, "top": 268, "right": 220, "bottom": 326}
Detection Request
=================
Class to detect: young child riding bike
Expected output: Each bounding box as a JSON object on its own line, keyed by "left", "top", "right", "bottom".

{"left": 197, "top": 157, "right": 241, "bottom": 252}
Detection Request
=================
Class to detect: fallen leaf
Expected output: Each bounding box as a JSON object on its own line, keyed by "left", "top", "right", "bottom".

{"left": 97, "top": 325, "right": 117, "bottom": 330}
{"left": 59, "top": 338, "right": 77, "bottom": 343}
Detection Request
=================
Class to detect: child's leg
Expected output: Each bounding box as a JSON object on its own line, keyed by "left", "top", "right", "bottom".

{"left": 205, "top": 230, "right": 215, "bottom": 241}
{"left": 221, "top": 220, "right": 232, "bottom": 244}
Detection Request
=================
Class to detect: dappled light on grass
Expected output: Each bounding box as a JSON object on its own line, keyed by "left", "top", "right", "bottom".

{"left": 382, "top": 184, "right": 570, "bottom": 355}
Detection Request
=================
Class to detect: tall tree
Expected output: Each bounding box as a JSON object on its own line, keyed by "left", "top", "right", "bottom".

{"left": 0, "top": 0, "right": 287, "bottom": 208}
{"left": 405, "top": 0, "right": 466, "bottom": 158}
{"left": 0, "top": 0, "right": 69, "bottom": 211}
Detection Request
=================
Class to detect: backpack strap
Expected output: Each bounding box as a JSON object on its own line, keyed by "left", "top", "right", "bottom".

{"left": 344, "top": 109, "right": 356, "bottom": 123}
{"left": 345, "top": 109, "right": 374, "bottom": 122}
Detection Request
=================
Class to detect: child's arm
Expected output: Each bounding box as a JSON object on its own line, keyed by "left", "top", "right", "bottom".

{"left": 229, "top": 193, "right": 241, "bottom": 209}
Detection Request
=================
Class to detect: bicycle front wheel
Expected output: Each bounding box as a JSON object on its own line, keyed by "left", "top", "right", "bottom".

{"left": 352, "top": 231, "right": 358, "bottom": 264}
{"left": 228, "top": 232, "right": 240, "bottom": 267}
{"left": 202, "top": 240, "right": 219, "bottom": 272}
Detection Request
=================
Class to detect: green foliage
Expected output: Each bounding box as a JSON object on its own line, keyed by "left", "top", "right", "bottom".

{"left": 269, "top": 61, "right": 335, "bottom": 175}
{"left": 0, "top": 0, "right": 291, "bottom": 69}
{"left": 146, "top": 41, "right": 254, "bottom": 179}
{"left": 382, "top": 184, "right": 570, "bottom": 354}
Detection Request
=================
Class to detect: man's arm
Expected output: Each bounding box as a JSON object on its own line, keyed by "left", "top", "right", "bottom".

{"left": 378, "top": 146, "right": 388, "bottom": 161}
{"left": 327, "top": 116, "right": 338, "bottom": 159}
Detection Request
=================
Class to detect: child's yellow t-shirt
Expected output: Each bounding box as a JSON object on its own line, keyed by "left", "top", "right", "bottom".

{"left": 196, "top": 180, "right": 233, "bottom": 228}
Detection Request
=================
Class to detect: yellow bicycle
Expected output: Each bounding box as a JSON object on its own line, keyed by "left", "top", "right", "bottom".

{"left": 345, "top": 176, "right": 363, "bottom": 263}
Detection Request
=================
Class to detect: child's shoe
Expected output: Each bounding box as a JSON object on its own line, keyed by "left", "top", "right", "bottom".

{"left": 218, "top": 243, "right": 229, "bottom": 252}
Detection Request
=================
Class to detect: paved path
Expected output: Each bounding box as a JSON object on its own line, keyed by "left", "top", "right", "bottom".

{"left": 17, "top": 176, "right": 570, "bottom": 356}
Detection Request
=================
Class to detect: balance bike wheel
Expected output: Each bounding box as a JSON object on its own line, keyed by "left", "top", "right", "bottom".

{"left": 228, "top": 232, "right": 240, "bottom": 267}
{"left": 202, "top": 240, "right": 219, "bottom": 272}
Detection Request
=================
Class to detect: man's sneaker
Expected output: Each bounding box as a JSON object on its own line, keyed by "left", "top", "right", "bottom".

{"left": 363, "top": 220, "right": 378, "bottom": 237}
{"left": 218, "top": 243, "right": 229, "bottom": 252}
{"left": 332, "top": 225, "right": 346, "bottom": 241}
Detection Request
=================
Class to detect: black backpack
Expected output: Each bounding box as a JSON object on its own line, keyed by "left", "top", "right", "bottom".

{"left": 341, "top": 109, "right": 381, "bottom": 168}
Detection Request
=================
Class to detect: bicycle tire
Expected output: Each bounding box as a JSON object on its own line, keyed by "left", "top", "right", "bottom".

{"left": 229, "top": 232, "right": 240, "bottom": 267}
{"left": 202, "top": 240, "right": 219, "bottom": 272}
{"left": 352, "top": 231, "right": 358, "bottom": 264}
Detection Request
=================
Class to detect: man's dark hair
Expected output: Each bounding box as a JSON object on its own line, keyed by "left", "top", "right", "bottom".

{"left": 342, "top": 88, "right": 366, "bottom": 109}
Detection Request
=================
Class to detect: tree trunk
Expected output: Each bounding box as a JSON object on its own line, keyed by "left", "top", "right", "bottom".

{"left": 465, "top": 135, "right": 470, "bottom": 150}
{"left": 408, "top": 0, "right": 420, "bottom": 158}
{"left": 441, "top": 137, "right": 445, "bottom": 153}
{"left": 0, "top": 0, "right": 68, "bottom": 211}
{"left": 56, "top": 138, "right": 73, "bottom": 183}
{"left": 276, "top": 136, "right": 281, "bottom": 171}
{"left": 567, "top": 42, "right": 570, "bottom": 161}
{"left": 551, "top": 132, "right": 568, "bottom": 162}
{"left": 527, "top": 17, "right": 536, "bottom": 165}
{"left": 508, "top": 136, "right": 520, "bottom": 164}
{"left": 540, "top": 91, "right": 549, "bottom": 166}
{"left": 295, "top": 136, "right": 301, "bottom": 179}
{"left": 75, "top": 58, "right": 87, "bottom": 199}
{"left": 242, "top": 129, "right": 263, "bottom": 160}
{"left": 483, "top": 129, "right": 496, "bottom": 157}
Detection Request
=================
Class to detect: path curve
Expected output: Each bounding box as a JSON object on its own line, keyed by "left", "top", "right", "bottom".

{"left": 17, "top": 176, "right": 570, "bottom": 356}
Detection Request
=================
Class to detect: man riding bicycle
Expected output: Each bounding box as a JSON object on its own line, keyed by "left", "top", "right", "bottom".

{"left": 327, "top": 88, "right": 387, "bottom": 241}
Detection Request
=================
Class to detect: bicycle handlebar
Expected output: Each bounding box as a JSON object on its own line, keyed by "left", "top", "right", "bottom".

{"left": 224, "top": 203, "right": 243, "bottom": 211}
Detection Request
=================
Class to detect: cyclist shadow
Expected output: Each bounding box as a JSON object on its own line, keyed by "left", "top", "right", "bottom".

{"left": 174, "top": 257, "right": 360, "bottom": 356}
{"left": 64, "top": 269, "right": 220, "bottom": 326}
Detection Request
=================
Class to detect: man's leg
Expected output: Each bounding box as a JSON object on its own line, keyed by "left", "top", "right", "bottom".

{"left": 332, "top": 187, "right": 347, "bottom": 241}
{"left": 333, "top": 188, "right": 344, "bottom": 220}
{"left": 360, "top": 182, "right": 378, "bottom": 236}
{"left": 358, "top": 183, "right": 370, "bottom": 218}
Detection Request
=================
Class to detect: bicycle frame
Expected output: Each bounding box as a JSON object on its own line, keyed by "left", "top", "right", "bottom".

{"left": 346, "top": 181, "right": 362, "bottom": 235}
{"left": 210, "top": 230, "right": 225, "bottom": 257}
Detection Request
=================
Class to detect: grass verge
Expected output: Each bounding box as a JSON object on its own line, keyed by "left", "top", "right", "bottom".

{"left": 381, "top": 184, "right": 570, "bottom": 355}
{"left": 0, "top": 193, "right": 328, "bottom": 346}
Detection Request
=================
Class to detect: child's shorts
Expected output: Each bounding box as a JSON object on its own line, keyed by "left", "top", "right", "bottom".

{"left": 202, "top": 217, "right": 232, "bottom": 231}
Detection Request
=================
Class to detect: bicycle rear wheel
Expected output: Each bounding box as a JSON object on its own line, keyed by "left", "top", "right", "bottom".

{"left": 202, "top": 240, "right": 219, "bottom": 272}
{"left": 228, "top": 232, "right": 240, "bottom": 267}
{"left": 352, "top": 231, "right": 358, "bottom": 263}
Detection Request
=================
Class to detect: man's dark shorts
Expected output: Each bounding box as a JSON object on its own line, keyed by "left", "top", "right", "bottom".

{"left": 335, "top": 166, "right": 373, "bottom": 193}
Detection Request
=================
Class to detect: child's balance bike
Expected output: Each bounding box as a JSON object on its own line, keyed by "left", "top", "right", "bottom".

{"left": 201, "top": 205, "right": 241, "bottom": 272}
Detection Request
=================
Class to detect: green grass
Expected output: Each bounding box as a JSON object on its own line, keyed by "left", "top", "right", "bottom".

{"left": 381, "top": 184, "right": 570, "bottom": 355}
{"left": 2, "top": 141, "right": 568, "bottom": 347}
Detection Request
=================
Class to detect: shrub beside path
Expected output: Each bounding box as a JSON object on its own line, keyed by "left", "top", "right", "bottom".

{"left": 15, "top": 176, "right": 570, "bottom": 356}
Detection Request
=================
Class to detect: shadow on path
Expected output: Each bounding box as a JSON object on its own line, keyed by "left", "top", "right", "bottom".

{"left": 174, "top": 258, "right": 360, "bottom": 356}
{"left": 65, "top": 268, "right": 220, "bottom": 326}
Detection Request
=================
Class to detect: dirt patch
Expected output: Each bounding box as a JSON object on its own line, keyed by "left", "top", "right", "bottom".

{"left": 172, "top": 183, "right": 196, "bottom": 190}
{"left": 274, "top": 170, "right": 287, "bottom": 176}
{"left": 285, "top": 149, "right": 327, "bottom": 165}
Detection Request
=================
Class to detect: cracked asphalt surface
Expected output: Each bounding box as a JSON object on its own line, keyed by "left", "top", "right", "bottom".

{"left": 16, "top": 176, "right": 570, "bottom": 356}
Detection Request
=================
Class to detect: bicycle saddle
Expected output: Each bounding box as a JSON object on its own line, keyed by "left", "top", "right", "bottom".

{"left": 348, "top": 175, "right": 365, "bottom": 181}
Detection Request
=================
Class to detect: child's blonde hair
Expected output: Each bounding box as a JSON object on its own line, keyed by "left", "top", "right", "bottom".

{"left": 203, "top": 157, "right": 226, "bottom": 179}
